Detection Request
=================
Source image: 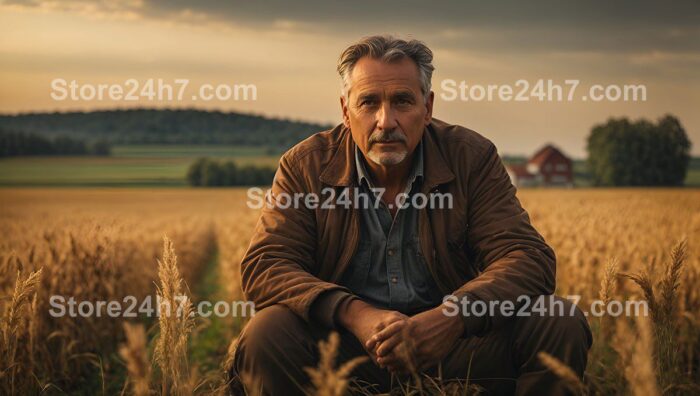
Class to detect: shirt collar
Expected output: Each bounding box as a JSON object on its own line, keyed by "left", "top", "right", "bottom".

{"left": 354, "top": 137, "right": 424, "bottom": 191}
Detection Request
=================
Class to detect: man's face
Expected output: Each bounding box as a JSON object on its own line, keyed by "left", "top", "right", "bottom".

{"left": 341, "top": 56, "right": 433, "bottom": 167}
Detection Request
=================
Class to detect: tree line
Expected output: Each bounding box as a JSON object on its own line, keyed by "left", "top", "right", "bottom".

{"left": 586, "top": 114, "right": 691, "bottom": 186}
{"left": 0, "top": 108, "right": 330, "bottom": 148}
{"left": 0, "top": 129, "right": 111, "bottom": 157}
{"left": 186, "top": 158, "right": 276, "bottom": 186}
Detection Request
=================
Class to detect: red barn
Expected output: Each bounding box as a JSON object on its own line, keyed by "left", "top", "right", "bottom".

{"left": 506, "top": 144, "right": 573, "bottom": 187}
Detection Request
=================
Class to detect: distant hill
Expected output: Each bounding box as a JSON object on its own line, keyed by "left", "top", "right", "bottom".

{"left": 0, "top": 108, "right": 333, "bottom": 148}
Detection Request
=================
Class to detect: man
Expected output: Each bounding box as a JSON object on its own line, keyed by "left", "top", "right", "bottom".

{"left": 229, "top": 35, "right": 591, "bottom": 395}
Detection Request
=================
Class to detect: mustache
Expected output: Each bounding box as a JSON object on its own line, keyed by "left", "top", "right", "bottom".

{"left": 368, "top": 130, "right": 408, "bottom": 146}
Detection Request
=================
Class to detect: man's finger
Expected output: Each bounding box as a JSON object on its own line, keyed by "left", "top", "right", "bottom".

{"left": 365, "top": 337, "right": 378, "bottom": 352}
{"left": 372, "top": 321, "right": 385, "bottom": 333}
{"left": 376, "top": 352, "right": 403, "bottom": 368}
{"left": 375, "top": 333, "right": 403, "bottom": 357}
{"left": 367, "top": 320, "right": 405, "bottom": 349}
{"left": 372, "top": 313, "right": 404, "bottom": 333}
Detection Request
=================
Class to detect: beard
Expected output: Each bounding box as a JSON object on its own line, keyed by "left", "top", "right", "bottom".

{"left": 367, "top": 149, "right": 407, "bottom": 166}
{"left": 366, "top": 129, "right": 408, "bottom": 166}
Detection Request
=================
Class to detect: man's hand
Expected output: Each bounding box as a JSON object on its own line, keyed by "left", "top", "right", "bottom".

{"left": 336, "top": 299, "right": 409, "bottom": 363}
{"left": 368, "top": 303, "right": 465, "bottom": 373}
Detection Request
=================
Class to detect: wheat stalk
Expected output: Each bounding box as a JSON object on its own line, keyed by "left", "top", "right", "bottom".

{"left": 119, "top": 322, "right": 151, "bottom": 396}
{"left": 538, "top": 352, "right": 586, "bottom": 395}
{"left": 0, "top": 264, "right": 43, "bottom": 395}
{"left": 617, "top": 315, "right": 661, "bottom": 396}
{"left": 153, "top": 236, "right": 196, "bottom": 396}
{"left": 659, "top": 239, "right": 686, "bottom": 326}
{"left": 621, "top": 269, "right": 658, "bottom": 323}
{"left": 304, "top": 332, "right": 368, "bottom": 396}
{"left": 599, "top": 257, "right": 619, "bottom": 339}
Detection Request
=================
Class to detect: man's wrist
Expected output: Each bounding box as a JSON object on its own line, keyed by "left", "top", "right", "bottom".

{"left": 337, "top": 298, "right": 371, "bottom": 331}
{"left": 310, "top": 289, "right": 355, "bottom": 329}
{"left": 435, "top": 303, "right": 466, "bottom": 337}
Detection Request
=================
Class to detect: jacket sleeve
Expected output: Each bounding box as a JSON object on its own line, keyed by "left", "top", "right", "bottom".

{"left": 453, "top": 141, "right": 556, "bottom": 336}
{"left": 240, "top": 153, "right": 352, "bottom": 323}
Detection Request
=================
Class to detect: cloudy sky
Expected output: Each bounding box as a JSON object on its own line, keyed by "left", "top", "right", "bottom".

{"left": 1, "top": 0, "right": 698, "bottom": 157}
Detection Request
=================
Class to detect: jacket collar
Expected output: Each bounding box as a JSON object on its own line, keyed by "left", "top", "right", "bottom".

{"left": 354, "top": 139, "right": 424, "bottom": 191}
{"left": 319, "top": 120, "right": 455, "bottom": 190}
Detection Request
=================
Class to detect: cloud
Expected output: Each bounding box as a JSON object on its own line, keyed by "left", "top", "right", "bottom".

{"left": 2, "top": 0, "right": 699, "bottom": 156}
{"left": 4, "top": 0, "right": 700, "bottom": 54}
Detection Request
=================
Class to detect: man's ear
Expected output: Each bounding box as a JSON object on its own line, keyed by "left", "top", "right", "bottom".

{"left": 340, "top": 95, "right": 350, "bottom": 128}
{"left": 424, "top": 91, "right": 434, "bottom": 125}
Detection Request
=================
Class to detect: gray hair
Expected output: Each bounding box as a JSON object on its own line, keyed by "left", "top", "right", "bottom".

{"left": 337, "top": 35, "right": 434, "bottom": 101}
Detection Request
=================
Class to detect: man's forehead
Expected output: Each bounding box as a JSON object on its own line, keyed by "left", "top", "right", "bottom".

{"left": 348, "top": 57, "right": 422, "bottom": 95}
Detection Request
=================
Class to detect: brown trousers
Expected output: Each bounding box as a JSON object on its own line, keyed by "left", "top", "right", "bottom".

{"left": 228, "top": 296, "right": 592, "bottom": 396}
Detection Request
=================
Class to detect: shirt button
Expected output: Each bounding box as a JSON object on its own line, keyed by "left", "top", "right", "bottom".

{"left": 391, "top": 276, "right": 398, "bottom": 284}
{"left": 387, "top": 248, "right": 395, "bottom": 256}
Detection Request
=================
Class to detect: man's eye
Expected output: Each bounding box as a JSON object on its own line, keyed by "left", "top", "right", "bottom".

{"left": 396, "top": 98, "right": 412, "bottom": 105}
{"left": 360, "top": 100, "right": 376, "bottom": 106}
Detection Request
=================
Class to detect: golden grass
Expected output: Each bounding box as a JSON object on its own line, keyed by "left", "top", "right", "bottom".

{"left": 0, "top": 188, "right": 223, "bottom": 394}
{"left": 0, "top": 187, "right": 698, "bottom": 394}
{"left": 304, "top": 332, "right": 368, "bottom": 396}
{"left": 154, "top": 236, "right": 196, "bottom": 396}
{"left": 614, "top": 315, "right": 661, "bottom": 396}
{"left": 538, "top": 352, "right": 586, "bottom": 395}
{"left": 0, "top": 262, "right": 43, "bottom": 394}
{"left": 119, "top": 322, "right": 150, "bottom": 396}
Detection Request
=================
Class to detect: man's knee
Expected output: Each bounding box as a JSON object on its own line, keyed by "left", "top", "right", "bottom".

{"left": 237, "top": 304, "right": 306, "bottom": 358}
{"left": 549, "top": 296, "right": 592, "bottom": 348}
{"left": 518, "top": 296, "right": 592, "bottom": 350}
{"left": 230, "top": 305, "right": 326, "bottom": 395}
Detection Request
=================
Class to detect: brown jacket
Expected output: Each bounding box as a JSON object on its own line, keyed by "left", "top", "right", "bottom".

{"left": 240, "top": 118, "right": 556, "bottom": 336}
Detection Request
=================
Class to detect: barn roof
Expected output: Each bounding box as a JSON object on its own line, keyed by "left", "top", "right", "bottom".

{"left": 528, "top": 144, "right": 570, "bottom": 166}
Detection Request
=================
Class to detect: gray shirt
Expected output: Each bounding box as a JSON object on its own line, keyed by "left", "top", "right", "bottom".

{"left": 338, "top": 141, "right": 444, "bottom": 315}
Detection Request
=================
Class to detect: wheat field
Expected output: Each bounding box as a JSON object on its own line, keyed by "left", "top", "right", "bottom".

{"left": 1, "top": 187, "right": 698, "bottom": 395}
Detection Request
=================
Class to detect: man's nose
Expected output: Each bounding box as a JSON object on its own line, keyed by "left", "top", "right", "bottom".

{"left": 375, "top": 101, "right": 398, "bottom": 130}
